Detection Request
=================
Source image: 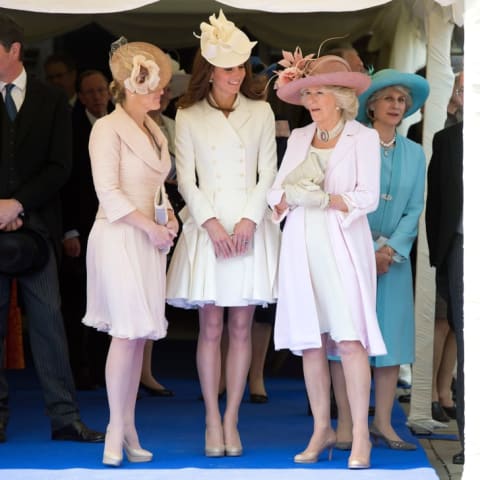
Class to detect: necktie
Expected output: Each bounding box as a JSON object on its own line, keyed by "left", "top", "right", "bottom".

{"left": 4, "top": 84, "right": 17, "bottom": 121}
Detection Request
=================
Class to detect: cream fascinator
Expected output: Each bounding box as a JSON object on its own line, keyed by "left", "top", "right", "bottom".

{"left": 195, "top": 9, "right": 257, "bottom": 68}
{"left": 109, "top": 37, "right": 172, "bottom": 95}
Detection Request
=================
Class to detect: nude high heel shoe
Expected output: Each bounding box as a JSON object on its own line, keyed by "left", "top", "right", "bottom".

{"left": 348, "top": 440, "right": 371, "bottom": 469}
{"left": 102, "top": 451, "right": 123, "bottom": 467}
{"left": 205, "top": 426, "right": 225, "bottom": 457}
{"left": 123, "top": 441, "right": 153, "bottom": 463}
{"left": 294, "top": 432, "right": 336, "bottom": 464}
{"left": 102, "top": 427, "right": 123, "bottom": 467}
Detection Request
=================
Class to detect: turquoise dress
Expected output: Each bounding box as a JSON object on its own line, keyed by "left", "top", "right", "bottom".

{"left": 368, "top": 134, "right": 425, "bottom": 367}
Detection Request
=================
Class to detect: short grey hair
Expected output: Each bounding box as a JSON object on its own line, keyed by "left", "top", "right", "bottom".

{"left": 366, "top": 85, "right": 413, "bottom": 122}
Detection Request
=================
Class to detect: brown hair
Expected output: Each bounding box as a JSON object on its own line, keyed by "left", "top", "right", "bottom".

{"left": 177, "top": 49, "right": 267, "bottom": 110}
{"left": 0, "top": 14, "right": 24, "bottom": 61}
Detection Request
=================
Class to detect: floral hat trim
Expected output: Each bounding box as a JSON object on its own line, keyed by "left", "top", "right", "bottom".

{"left": 274, "top": 47, "right": 315, "bottom": 89}
{"left": 124, "top": 55, "right": 160, "bottom": 94}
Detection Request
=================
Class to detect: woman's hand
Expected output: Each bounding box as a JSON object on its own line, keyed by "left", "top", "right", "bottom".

{"left": 232, "top": 218, "right": 256, "bottom": 256}
{"left": 147, "top": 222, "right": 176, "bottom": 251}
{"left": 166, "top": 210, "right": 179, "bottom": 236}
{"left": 274, "top": 193, "right": 289, "bottom": 217}
{"left": 202, "top": 218, "right": 235, "bottom": 259}
{"left": 375, "top": 245, "right": 394, "bottom": 274}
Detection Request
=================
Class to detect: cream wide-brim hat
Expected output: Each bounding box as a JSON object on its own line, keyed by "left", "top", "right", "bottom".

{"left": 110, "top": 41, "right": 172, "bottom": 92}
{"left": 277, "top": 55, "right": 371, "bottom": 106}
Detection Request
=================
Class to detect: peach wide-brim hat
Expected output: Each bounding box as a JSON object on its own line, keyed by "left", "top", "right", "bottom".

{"left": 110, "top": 41, "right": 172, "bottom": 93}
{"left": 277, "top": 55, "right": 371, "bottom": 106}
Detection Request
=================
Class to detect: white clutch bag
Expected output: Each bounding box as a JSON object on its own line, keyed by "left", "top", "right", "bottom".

{"left": 154, "top": 185, "right": 168, "bottom": 225}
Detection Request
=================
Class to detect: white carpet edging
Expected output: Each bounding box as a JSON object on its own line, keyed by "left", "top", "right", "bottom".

{"left": 1, "top": 467, "right": 439, "bottom": 480}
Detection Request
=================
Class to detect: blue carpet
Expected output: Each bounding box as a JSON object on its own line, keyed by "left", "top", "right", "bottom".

{"left": 0, "top": 369, "right": 438, "bottom": 479}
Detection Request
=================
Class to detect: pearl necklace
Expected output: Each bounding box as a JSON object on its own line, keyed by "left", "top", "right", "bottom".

{"left": 380, "top": 133, "right": 396, "bottom": 157}
{"left": 316, "top": 119, "right": 345, "bottom": 143}
{"left": 380, "top": 134, "right": 396, "bottom": 148}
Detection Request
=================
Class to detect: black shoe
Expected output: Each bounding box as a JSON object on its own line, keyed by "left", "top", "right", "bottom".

{"left": 140, "top": 383, "right": 175, "bottom": 397}
{"left": 398, "top": 393, "right": 411, "bottom": 403}
{"left": 0, "top": 421, "right": 6, "bottom": 443}
{"left": 51, "top": 420, "right": 105, "bottom": 443}
{"left": 250, "top": 393, "right": 268, "bottom": 404}
{"left": 452, "top": 450, "right": 464, "bottom": 465}
{"left": 431, "top": 401, "right": 450, "bottom": 422}
{"left": 442, "top": 404, "right": 457, "bottom": 420}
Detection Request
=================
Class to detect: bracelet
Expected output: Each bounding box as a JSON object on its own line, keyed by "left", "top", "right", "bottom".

{"left": 327, "top": 194, "right": 331, "bottom": 209}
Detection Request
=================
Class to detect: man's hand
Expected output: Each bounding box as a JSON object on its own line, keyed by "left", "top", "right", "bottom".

{"left": 0, "top": 199, "right": 23, "bottom": 229}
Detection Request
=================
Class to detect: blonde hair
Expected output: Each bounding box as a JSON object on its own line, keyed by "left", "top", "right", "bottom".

{"left": 109, "top": 79, "right": 125, "bottom": 104}
{"left": 322, "top": 85, "right": 359, "bottom": 121}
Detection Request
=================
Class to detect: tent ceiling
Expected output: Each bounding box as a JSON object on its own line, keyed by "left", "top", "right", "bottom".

{"left": 0, "top": 0, "right": 392, "bottom": 14}
{"left": 0, "top": 1, "right": 393, "bottom": 52}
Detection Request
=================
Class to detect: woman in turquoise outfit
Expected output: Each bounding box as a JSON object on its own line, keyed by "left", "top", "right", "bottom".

{"left": 331, "top": 69, "right": 429, "bottom": 450}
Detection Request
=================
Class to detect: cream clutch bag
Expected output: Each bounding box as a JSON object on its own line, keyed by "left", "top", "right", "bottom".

{"left": 154, "top": 185, "right": 168, "bottom": 225}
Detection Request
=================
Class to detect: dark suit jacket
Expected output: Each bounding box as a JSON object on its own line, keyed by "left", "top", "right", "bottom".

{"left": 0, "top": 75, "right": 72, "bottom": 254}
{"left": 61, "top": 105, "right": 99, "bottom": 248}
{"left": 425, "top": 122, "right": 463, "bottom": 269}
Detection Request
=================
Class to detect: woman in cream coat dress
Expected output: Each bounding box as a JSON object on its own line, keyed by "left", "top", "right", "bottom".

{"left": 83, "top": 41, "right": 178, "bottom": 466}
{"left": 167, "top": 10, "right": 279, "bottom": 458}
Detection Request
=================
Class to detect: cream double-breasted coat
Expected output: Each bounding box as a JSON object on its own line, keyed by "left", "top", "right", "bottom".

{"left": 166, "top": 94, "right": 280, "bottom": 307}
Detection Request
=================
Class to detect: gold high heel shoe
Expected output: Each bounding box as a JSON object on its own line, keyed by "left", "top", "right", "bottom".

{"left": 369, "top": 424, "right": 417, "bottom": 450}
{"left": 347, "top": 441, "right": 371, "bottom": 469}
{"left": 123, "top": 441, "right": 153, "bottom": 463}
{"left": 294, "top": 432, "right": 336, "bottom": 464}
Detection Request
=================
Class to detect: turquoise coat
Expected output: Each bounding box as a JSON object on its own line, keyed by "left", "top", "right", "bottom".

{"left": 368, "top": 134, "right": 425, "bottom": 367}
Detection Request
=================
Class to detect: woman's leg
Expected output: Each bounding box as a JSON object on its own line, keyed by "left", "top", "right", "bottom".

{"left": 432, "top": 314, "right": 450, "bottom": 402}
{"left": 330, "top": 360, "right": 353, "bottom": 443}
{"left": 139, "top": 339, "right": 172, "bottom": 394}
{"left": 338, "top": 341, "right": 371, "bottom": 462}
{"left": 372, "top": 365, "right": 402, "bottom": 440}
{"left": 197, "top": 304, "right": 225, "bottom": 451}
{"left": 248, "top": 321, "right": 272, "bottom": 398}
{"left": 223, "top": 305, "right": 255, "bottom": 451}
{"left": 104, "top": 337, "right": 145, "bottom": 458}
{"left": 437, "top": 329, "right": 457, "bottom": 408}
{"left": 300, "top": 341, "right": 336, "bottom": 456}
{"left": 123, "top": 338, "right": 146, "bottom": 449}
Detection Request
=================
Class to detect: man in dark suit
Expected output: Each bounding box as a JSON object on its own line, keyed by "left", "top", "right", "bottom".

{"left": 60, "top": 69, "right": 112, "bottom": 389}
{"left": 0, "top": 14, "right": 104, "bottom": 443}
{"left": 426, "top": 121, "right": 464, "bottom": 465}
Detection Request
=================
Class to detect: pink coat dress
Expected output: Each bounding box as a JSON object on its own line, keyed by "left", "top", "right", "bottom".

{"left": 267, "top": 120, "right": 386, "bottom": 357}
{"left": 82, "top": 104, "right": 172, "bottom": 340}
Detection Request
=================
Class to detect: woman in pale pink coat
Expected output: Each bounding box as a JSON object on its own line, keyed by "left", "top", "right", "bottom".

{"left": 83, "top": 40, "right": 178, "bottom": 466}
{"left": 267, "top": 53, "right": 386, "bottom": 470}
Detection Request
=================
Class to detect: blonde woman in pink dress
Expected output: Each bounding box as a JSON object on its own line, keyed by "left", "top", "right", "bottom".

{"left": 268, "top": 52, "right": 386, "bottom": 469}
{"left": 83, "top": 39, "right": 178, "bottom": 466}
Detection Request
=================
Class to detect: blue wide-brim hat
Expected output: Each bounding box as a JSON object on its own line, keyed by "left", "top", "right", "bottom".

{"left": 357, "top": 69, "right": 430, "bottom": 124}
